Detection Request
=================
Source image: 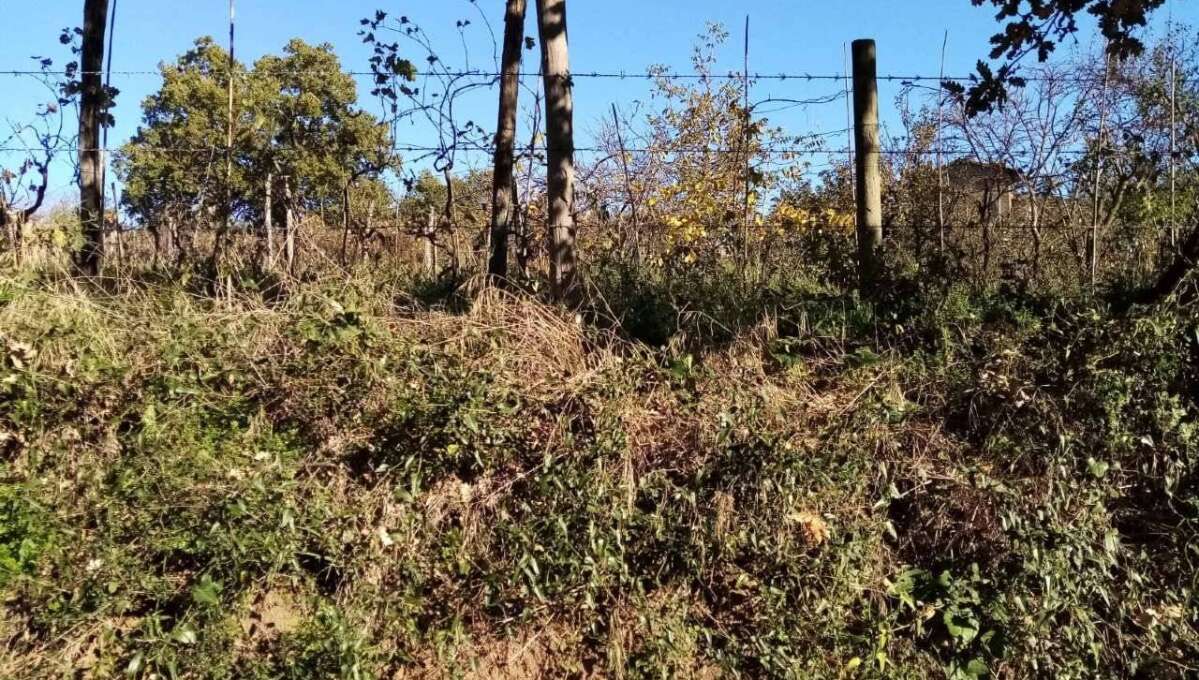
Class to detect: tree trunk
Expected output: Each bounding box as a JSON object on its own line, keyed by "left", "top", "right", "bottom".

{"left": 512, "top": 182, "right": 529, "bottom": 275}
{"left": 110, "top": 181, "right": 124, "bottom": 269}
{"left": 264, "top": 171, "right": 275, "bottom": 268}
{"left": 365, "top": 200, "right": 376, "bottom": 260}
{"left": 487, "top": 0, "right": 528, "bottom": 284}
{"left": 1, "top": 206, "right": 14, "bottom": 255}
{"left": 170, "top": 213, "right": 184, "bottom": 266}
{"left": 340, "top": 181, "right": 352, "bottom": 265}
{"left": 1, "top": 209, "right": 22, "bottom": 265}
{"left": 284, "top": 178, "right": 296, "bottom": 274}
{"left": 76, "top": 0, "right": 110, "bottom": 276}
{"left": 441, "top": 168, "right": 459, "bottom": 276}
{"left": 393, "top": 205, "right": 402, "bottom": 262}
{"left": 2, "top": 159, "right": 48, "bottom": 263}
{"left": 424, "top": 206, "right": 437, "bottom": 275}
{"left": 536, "top": 0, "right": 577, "bottom": 302}
{"left": 165, "top": 215, "right": 179, "bottom": 266}
{"left": 148, "top": 221, "right": 162, "bottom": 267}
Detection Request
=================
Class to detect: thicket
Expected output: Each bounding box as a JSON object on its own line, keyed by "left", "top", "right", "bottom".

{"left": 0, "top": 256, "right": 1195, "bottom": 678}
{"left": 2, "top": 7, "right": 1198, "bottom": 679}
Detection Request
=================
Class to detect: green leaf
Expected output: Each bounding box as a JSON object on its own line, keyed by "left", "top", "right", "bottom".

{"left": 1104, "top": 530, "right": 1120, "bottom": 555}
{"left": 191, "top": 575, "right": 223, "bottom": 607}
{"left": 126, "top": 652, "right": 144, "bottom": 675}
{"left": 669, "top": 354, "right": 695, "bottom": 380}
{"left": 964, "top": 657, "right": 989, "bottom": 678}
{"left": 847, "top": 347, "right": 881, "bottom": 368}
{"left": 173, "top": 624, "right": 198, "bottom": 645}
{"left": 944, "top": 607, "right": 980, "bottom": 644}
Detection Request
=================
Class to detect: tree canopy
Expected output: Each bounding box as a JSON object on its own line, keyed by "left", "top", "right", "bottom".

{"left": 116, "top": 38, "right": 396, "bottom": 232}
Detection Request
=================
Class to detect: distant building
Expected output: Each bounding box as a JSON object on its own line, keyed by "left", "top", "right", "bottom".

{"left": 945, "top": 159, "right": 1021, "bottom": 225}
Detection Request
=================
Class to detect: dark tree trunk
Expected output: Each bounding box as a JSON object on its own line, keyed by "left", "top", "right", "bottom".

{"left": 488, "top": 0, "right": 528, "bottom": 284}
{"left": 441, "top": 168, "right": 459, "bottom": 276}
{"left": 1, "top": 159, "right": 49, "bottom": 262}
{"left": 76, "top": 0, "right": 110, "bottom": 276}
{"left": 424, "top": 206, "right": 437, "bottom": 275}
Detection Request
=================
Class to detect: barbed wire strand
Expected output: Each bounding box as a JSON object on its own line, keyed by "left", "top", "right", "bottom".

{"left": 0, "top": 144, "right": 1133, "bottom": 157}
{"left": 101, "top": 221, "right": 1196, "bottom": 234}
{"left": 1, "top": 68, "right": 1183, "bottom": 85}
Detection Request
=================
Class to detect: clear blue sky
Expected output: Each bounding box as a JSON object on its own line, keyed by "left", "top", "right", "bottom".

{"left": 1, "top": 0, "right": 1192, "bottom": 204}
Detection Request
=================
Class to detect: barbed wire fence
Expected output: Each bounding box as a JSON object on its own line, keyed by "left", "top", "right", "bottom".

{"left": 0, "top": 13, "right": 1193, "bottom": 294}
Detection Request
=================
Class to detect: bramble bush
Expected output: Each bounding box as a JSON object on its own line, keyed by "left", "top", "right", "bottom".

{"left": 0, "top": 261, "right": 1196, "bottom": 678}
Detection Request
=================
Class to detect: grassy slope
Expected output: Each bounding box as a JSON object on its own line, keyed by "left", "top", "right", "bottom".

{"left": 0, "top": 272, "right": 1196, "bottom": 678}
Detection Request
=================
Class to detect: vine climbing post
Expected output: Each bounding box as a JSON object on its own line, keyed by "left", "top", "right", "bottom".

{"left": 536, "top": 0, "right": 577, "bottom": 303}
{"left": 487, "top": 0, "right": 528, "bottom": 284}
{"left": 76, "top": 0, "right": 111, "bottom": 276}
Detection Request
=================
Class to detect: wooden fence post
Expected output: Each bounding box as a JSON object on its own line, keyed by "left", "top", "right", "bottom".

{"left": 852, "top": 39, "right": 883, "bottom": 293}
{"left": 536, "top": 0, "right": 577, "bottom": 303}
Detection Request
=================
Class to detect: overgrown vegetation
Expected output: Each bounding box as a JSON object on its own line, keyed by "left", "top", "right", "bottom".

{"left": 0, "top": 261, "right": 1195, "bottom": 678}
{"left": 3, "top": 1, "right": 1198, "bottom": 677}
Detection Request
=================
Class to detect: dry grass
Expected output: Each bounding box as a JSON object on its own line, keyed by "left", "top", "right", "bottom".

{"left": 3, "top": 264, "right": 1196, "bottom": 678}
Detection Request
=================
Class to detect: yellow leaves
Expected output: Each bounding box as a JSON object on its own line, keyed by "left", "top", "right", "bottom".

{"left": 625, "top": 61, "right": 798, "bottom": 267}
{"left": 771, "top": 203, "right": 855, "bottom": 232}
{"left": 789, "top": 511, "right": 830, "bottom": 546}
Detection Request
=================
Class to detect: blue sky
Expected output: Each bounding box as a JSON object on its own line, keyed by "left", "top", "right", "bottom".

{"left": 1, "top": 0, "right": 1192, "bottom": 203}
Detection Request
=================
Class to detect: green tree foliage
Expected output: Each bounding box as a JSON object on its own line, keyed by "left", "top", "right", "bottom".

{"left": 396, "top": 169, "right": 491, "bottom": 227}
{"left": 116, "top": 38, "right": 244, "bottom": 230}
{"left": 116, "top": 38, "right": 396, "bottom": 235}
{"left": 253, "top": 40, "right": 396, "bottom": 220}
{"left": 1091, "top": 28, "right": 1199, "bottom": 231}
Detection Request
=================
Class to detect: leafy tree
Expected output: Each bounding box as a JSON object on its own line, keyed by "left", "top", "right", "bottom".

{"left": 116, "top": 38, "right": 395, "bottom": 263}
{"left": 253, "top": 40, "right": 395, "bottom": 224}
{"left": 960, "top": 0, "right": 1167, "bottom": 113}
{"left": 116, "top": 38, "right": 247, "bottom": 250}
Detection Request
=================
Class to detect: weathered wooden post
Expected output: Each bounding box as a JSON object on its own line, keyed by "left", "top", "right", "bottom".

{"left": 536, "top": 0, "right": 577, "bottom": 302}
{"left": 77, "top": 0, "right": 111, "bottom": 276}
{"left": 487, "top": 0, "right": 528, "bottom": 284}
{"left": 852, "top": 39, "right": 883, "bottom": 293}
